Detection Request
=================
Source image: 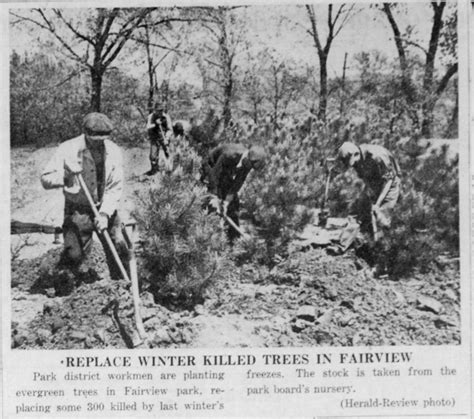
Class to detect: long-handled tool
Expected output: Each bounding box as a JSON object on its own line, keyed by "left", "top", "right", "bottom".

{"left": 11, "top": 220, "right": 62, "bottom": 243}
{"left": 222, "top": 212, "right": 250, "bottom": 240}
{"left": 158, "top": 124, "right": 173, "bottom": 171}
{"left": 76, "top": 173, "right": 146, "bottom": 340}
{"left": 371, "top": 179, "right": 393, "bottom": 241}
{"left": 122, "top": 220, "right": 146, "bottom": 340}
{"left": 319, "top": 157, "right": 336, "bottom": 227}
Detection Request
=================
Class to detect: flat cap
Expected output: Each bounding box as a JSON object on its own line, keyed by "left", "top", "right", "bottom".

{"left": 154, "top": 101, "right": 165, "bottom": 111}
{"left": 83, "top": 112, "right": 113, "bottom": 136}
{"left": 337, "top": 141, "right": 360, "bottom": 167}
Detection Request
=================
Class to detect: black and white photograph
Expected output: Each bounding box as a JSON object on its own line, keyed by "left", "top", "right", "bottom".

{"left": 8, "top": 2, "right": 461, "bottom": 352}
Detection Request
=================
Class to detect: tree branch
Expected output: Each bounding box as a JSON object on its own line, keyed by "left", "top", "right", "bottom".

{"left": 436, "top": 62, "right": 457, "bottom": 95}
{"left": 52, "top": 9, "right": 94, "bottom": 45}
{"left": 35, "top": 9, "right": 89, "bottom": 66}
{"left": 305, "top": 5, "right": 323, "bottom": 54}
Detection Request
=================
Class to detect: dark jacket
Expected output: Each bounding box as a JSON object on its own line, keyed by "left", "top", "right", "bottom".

{"left": 354, "top": 144, "right": 401, "bottom": 196}
{"left": 147, "top": 112, "right": 172, "bottom": 141}
{"left": 205, "top": 143, "right": 250, "bottom": 199}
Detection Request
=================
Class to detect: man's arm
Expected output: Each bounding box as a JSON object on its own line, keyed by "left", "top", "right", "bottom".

{"left": 146, "top": 113, "right": 156, "bottom": 130}
{"left": 207, "top": 154, "right": 223, "bottom": 196}
{"left": 99, "top": 144, "right": 123, "bottom": 218}
{"left": 163, "top": 114, "right": 172, "bottom": 133}
{"left": 225, "top": 167, "right": 250, "bottom": 204}
{"left": 374, "top": 178, "right": 393, "bottom": 208}
{"left": 41, "top": 143, "right": 68, "bottom": 189}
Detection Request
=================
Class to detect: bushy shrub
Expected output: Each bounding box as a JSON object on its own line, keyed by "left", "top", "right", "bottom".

{"left": 379, "top": 144, "right": 459, "bottom": 277}
{"left": 133, "top": 142, "right": 230, "bottom": 309}
{"left": 237, "top": 124, "right": 331, "bottom": 265}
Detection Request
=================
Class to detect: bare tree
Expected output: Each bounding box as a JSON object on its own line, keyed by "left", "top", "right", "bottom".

{"left": 11, "top": 8, "right": 154, "bottom": 111}
{"left": 130, "top": 9, "right": 199, "bottom": 112}
{"left": 195, "top": 6, "right": 246, "bottom": 128}
{"left": 382, "top": 2, "right": 457, "bottom": 137}
{"left": 305, "top": 4, "right": 356, "bottom": 122}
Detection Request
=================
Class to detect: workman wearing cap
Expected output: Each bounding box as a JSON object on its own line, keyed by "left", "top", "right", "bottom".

{"left": 204, "top": 143, "right": 266, "bottom": 241}
{"left": 41, "top": 112, "right": 127, "bottom": 280}
{"left": 336, "top": 141, "right": 401, "bottom": 237}
{"left": 146, "top": 102, "right": 172, "bottom": 175}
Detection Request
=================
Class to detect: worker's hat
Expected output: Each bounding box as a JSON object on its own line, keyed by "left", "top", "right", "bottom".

{"left": 83, "top": 113, "right": 113, "bottom": 138}
{"left": 154, "top": 101, "right": 165, "bottom": 112}
{"left": 337, "top": 141, "right": 360, "bottom": 168}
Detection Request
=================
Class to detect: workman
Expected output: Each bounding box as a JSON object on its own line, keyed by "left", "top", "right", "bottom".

{"left": 146, "top": 102, "right": 172, "bottom": 175}
{"left": 41, "top": 112, "right": 127, "bottom": 280}
{"left": 336, "top": 141, "right": 401, "bottom": 236}
{"left": 203, "top": 143, "right": 266, "bottom": 241}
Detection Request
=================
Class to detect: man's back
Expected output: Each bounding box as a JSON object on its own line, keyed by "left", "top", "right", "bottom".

{"left": 207, "top": 143, "right": 249, "bottom": 198}
{"left": 354, "top": 144, "right": 400, "bottom": 194}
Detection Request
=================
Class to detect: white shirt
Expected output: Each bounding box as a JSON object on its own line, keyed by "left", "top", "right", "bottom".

{"left": 41, "top": 134, "right": 123, "bottom": 217}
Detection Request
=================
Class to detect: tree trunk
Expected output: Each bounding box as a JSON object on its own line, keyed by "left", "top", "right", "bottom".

{"left": 421, "top": 2, "right": 446, "bottom": 138}
{"left": 339, "top": 52, "right": 348, "bottom": 117}
{"left": 252, "top": 102, "right": 259, "bottom": 124}
{"left": 420, "top": 100, "right": 435, "bottom": 138}
{"left": 222, "top": 77, "right": 233, "bottom": 127}
{"left": 318, "top": 54, "right": 328, "bottom": 121}
{"left": 219, "top": 24, "right": 233, "bottom": 128}
{"left": 445, "top": 92, "right": 458, "bottom": 138}
{"left": 144, "top": 24, "right": 155, "bottom": 112}
{"left": 90, "top": 67, "right": 103, "bottom": 112}
{"left": 382, "top": 3, "right": 416, "bottom": 103}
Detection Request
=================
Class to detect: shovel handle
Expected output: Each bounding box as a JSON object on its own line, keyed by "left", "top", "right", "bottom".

{"left": 122, "top": 224, "right": 146, "bottom": 339}
{"left": 222, "top": 213, "right": 249, "bottom": 240}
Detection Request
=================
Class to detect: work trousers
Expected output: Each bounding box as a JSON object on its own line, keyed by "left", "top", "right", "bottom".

{"left": 225, "top": 196, "right": 240, "bottom": 242}
{"left": 205, "top": 194, "right": 240, "bottom": 243}
{"left": 350, "top": 176, "right": 401, "bottom": 236}
{"left": 60, "top": 201, "right": 128, "bottom": 280}
{"left": 149, "top": 136, "right": 169, "bottom": 169}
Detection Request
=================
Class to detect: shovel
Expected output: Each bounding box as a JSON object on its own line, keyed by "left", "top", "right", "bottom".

{"left": 122, "top": 220, "right": 147, "bottom": 340}
{"left": 76, "top": 173, "right": 146, "bottom": 340}
{"left": 11, "top": 220, "right": 62, "bottom": 243}
{"left": 222, "top": 212, "right": 250, "bottom": 240}
{"left": 158, "top": 124, "right": 173, "bottom": 172}
{"left": 319, "top": 157, "right": 336, "bottom": 227}
{"left": 371, "top": 178, "right": 393, "bottom": 242}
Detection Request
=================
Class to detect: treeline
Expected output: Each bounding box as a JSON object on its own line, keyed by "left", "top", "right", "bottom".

{"left": 10, "top": 4, "right": 457, "bottom": 147}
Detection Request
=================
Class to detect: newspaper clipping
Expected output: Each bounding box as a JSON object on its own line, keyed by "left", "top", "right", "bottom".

{"left": 1, "top": 0, "right": 472, "bottom": 417}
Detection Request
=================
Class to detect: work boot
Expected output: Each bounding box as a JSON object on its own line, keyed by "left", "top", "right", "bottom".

{"left": 145, "top": 165, "right": 159, "bottom": 176}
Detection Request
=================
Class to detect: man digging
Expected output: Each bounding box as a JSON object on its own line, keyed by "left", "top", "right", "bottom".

{"left": 203, "top": 143, "right": 266, "bottom": 242}
{"left": 337, "top": 141, "right": 401, "bottom": 232}
{"left": 146, "top": 101, "right": 173, "bottom": 175}
{"left": 330, "top": 141, "right": 401, "bottom": 273}
{"left": 41, "top": 112, "right": 128, "bottom": 294}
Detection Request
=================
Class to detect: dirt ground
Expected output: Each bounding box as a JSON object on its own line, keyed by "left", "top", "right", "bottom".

{"left": 10, "top": 146, "right": 460, "bottom": 349}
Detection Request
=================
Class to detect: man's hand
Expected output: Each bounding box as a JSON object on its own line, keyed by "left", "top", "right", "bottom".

{"left": 164, "top": 130, "right": 172, "bottom": 145}
{"left": 95, "top": 212, "right": 109, "bottom": 232}
{"left": 64, "top": 161, "right": 82, "bottom": 187}
{"left": 222, "top": 200, "right": 229, "bottom": 217}
{"left": 372, "top": 204, "right": 390, "bottom": 228}
{"left": 209, "top": 196, "right": 221, "bottom": 213}
{"left": 65, "top": 161, "right": 82, "bottom": 175}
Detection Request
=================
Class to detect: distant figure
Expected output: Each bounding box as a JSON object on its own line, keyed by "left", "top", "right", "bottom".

{"left": 172, "top": 120, "right": 191, "bottom": 141}
{"left": 41, "top": 112, "right": 127, "bottom": 284}
{"left": 146, "top": 102, "right": 172, "bottom": 175}
{"left": 203, "top": 143, "right": 266, "bottom": 241}
{"left": 336, "top": 141, "right": 401, "bottom": 237}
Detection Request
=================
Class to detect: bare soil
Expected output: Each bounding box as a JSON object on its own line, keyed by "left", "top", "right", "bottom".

{"left": 10, "top": 146, "right": 461, "bottom": 349}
